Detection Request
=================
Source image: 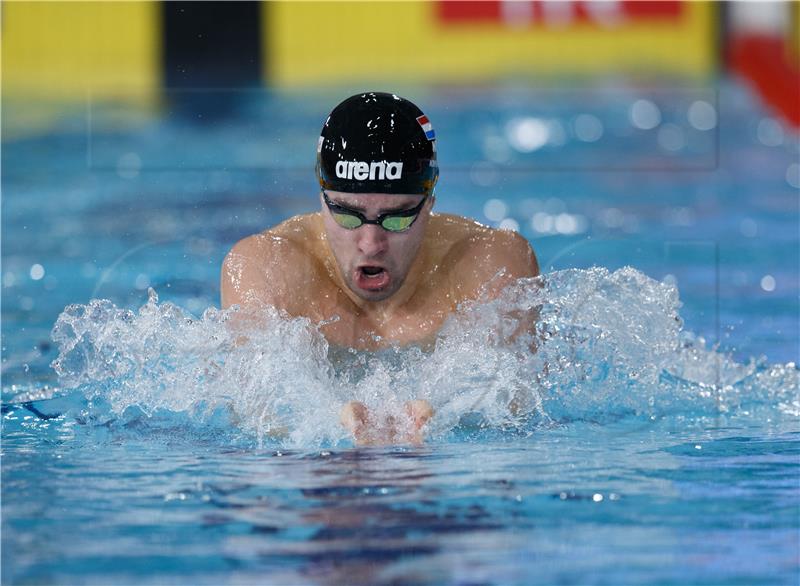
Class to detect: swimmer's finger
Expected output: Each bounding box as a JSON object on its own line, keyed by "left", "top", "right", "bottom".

{"left": 339, "top": 401, "right": 369, "bottom": 433}
{"left": 405, "top": 400, "right": 434, "bottom": 429}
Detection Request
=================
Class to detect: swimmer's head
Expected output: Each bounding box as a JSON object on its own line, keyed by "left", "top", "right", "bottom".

{"left": 320, "top": 190, "right": 433, "bottom": 303}
{"left": 316, "top": 92, "right": 439, "bottom": 197}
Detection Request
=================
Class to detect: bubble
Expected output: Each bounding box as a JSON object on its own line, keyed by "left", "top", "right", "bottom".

{"left": 546, "top": 119, "right": 567, "bottom": 146}
{"left": 760, "top": 275, "right": 776, "bottom": 292}
{"left": 3, "top": 272, "right": 16, "bottom": 287}
{"left": 164, "top": 492, "right": 188, "bottom": 502}
{"left": 498, "top": 218, "right": 520, "bottom": 232}
{"left": 484, "top": 199, "right": 509, "bottom": 222}
{"left": 657, "top": 124, "right": 686, "bottom": 152}
{"left": 687, "top": 100, "right": 717, "bottom": 131}
{"left": 531, "top": 212, "right": 554, "bottom": 234}
{"left": 786, "top": 163, "right": 800, "bottom": 189}
{"left": 756, "top": 118, "right": 784, "bottom": 147}
{"left": 592, "top": 493, "right": 604, "bottom": 502}
{"left": 599, "top": 208, "right": 624, "bottom": 229}
{"left": 574, "top": 114, "right": 604, "bottom": 142}
{"left": 740, "top": 218, "right": 758, "bottom": 238}
{"left": 506, "top": 117, "right": 550, "bottom": 152}
{"left": 554, "top": 213, "right": 577, "bottom": 234}
{"left": 116, "top": 152, "right": 142, "bottom": 180}
{"left": 630, "top": 99, "right": 661, "bottom": 130}
{"left": 29, "top": 264, "right": 45, "bottom": 280}
{"left": 20, "top": 297, "right": 34, "bottom": 311}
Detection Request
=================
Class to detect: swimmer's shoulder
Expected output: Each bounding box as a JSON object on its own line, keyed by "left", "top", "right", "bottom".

{"left": 221, "top": 213, "right": 327, "bottom": 309}
{"left": 268, "top": 212, "right": 323, "bottom": 243}
{"left": 429, "top": 213, "right": 537, "bottom": 266}
{"left": 429, "top": 213, "right": 540, "bottom": 298}
{"left": 226, "top": 213, "right": 323, "bottom": 262}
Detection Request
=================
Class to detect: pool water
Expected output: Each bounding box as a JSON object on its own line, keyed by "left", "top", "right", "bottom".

{"left": 2, "top": 79, "right": 799, "bottom": 585}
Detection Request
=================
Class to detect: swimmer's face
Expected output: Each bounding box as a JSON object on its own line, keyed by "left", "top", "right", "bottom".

{"left": 320, "top": 191, "right": 433, "bottom": 302}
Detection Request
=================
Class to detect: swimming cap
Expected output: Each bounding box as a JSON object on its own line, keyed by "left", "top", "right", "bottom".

{"left": 316, "top": 92, "right": 439, "bottom": 196}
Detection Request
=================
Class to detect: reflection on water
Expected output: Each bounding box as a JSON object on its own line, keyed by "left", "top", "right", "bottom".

{"left": 4, "top": 409, "right": 796, "bottom": 585}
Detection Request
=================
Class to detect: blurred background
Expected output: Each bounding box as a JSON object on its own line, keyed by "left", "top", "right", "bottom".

{"left": 2, "top": 1, "right": 799, "bottom": 388}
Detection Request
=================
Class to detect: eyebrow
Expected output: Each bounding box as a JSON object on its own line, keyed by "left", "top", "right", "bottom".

{"left": 330, "top": 198, "right": 421, "bottom": 214}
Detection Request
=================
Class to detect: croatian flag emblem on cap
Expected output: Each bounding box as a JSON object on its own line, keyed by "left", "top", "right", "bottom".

{"left": 416, "top": 115, "right": 435, "bottom": 141}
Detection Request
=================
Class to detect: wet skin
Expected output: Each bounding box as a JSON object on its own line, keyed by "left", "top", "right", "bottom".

{"left": 221, "top": 191, "right": 540, "bottom": 444}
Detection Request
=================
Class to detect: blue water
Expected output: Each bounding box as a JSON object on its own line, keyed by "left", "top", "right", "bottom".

{"left": 2, "top": 79, "right": 799, "bottom": 585}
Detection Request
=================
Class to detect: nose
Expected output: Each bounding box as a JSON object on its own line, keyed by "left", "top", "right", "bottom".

{"left": 356, "top": 224, "right": 388, "bottom": 257}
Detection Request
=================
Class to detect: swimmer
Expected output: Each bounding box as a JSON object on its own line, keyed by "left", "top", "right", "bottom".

{"left": 221, "top": 92, "right": 539, "bottom": 445}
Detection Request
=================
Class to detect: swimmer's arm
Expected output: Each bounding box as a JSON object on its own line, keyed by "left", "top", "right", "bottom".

{"left": 220, "top": 234, "right": 294, "bottom": 349}
{"left": 219, "top": 236, "right": 265, "bottom": 348}
{"left": 456, "top": 231, "right": 542, "bottom": 415}
{"left": 221, "top": 234, "right": 310, "bottom": 312}
{"left": 222, "top": 211, "right": 325, "bottom": 311}
{"left": 488, "top": 232, "right": 542, "bottom": 415}
{"left": 479, "top": 230, "right": 541, "bottom": 352}
{"left": 216, "top": 237, "right": 297, "bottom": 436}
{"left": 220, "top": 233, "right": 320, "bottom": 345}
{"left": 221, "top": 235, "right": 269, "bottom": 310}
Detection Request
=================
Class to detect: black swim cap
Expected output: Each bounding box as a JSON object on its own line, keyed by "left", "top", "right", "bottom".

{"left": 316, "top": 92, "right": 439, "bottom": 196}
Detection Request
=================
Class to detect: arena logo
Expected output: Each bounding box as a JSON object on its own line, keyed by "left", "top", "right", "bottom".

{"left": 335, "top": 160, "right": 403, "bottom": 181}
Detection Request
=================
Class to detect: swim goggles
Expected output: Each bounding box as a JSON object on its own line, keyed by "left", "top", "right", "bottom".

{"left": 322, "top": 190, "right": 427, "bottom": 232}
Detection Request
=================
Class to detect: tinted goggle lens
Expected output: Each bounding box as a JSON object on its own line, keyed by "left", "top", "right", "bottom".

{"left": 381, "top": 214, "right": 417, "bottom": 231}
{"left": 324, "top": 190, "right": 427, "bottom": 232}
{"left": 331, "top": 212, "right": 364, "bottom": 230}
{"left": 331, "top": 212, "right": 418, "bottom": 232}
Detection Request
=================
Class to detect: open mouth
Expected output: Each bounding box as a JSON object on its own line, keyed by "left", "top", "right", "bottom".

{"left": 355, "top": 265, "right": 390, "bottom": 291}
{"left": 361, "top": 266, "right": 384, "bottom": 277}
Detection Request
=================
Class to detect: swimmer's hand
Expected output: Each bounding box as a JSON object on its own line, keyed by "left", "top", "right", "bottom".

{"left": 340, "top": 400, "right": 433, "bottom": 447}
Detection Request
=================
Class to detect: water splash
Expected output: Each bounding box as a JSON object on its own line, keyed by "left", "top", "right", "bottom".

{"left": 43, "top": 268, "right": 798, "bottom": 447}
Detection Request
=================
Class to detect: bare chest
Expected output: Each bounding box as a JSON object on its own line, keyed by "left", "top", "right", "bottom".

{"left": 309, "top": 286, "right": 456, "bottom": 351}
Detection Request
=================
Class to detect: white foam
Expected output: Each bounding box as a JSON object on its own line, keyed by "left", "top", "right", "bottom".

{"left": 50, "top": 268, "right": 799, "bottom": 448}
